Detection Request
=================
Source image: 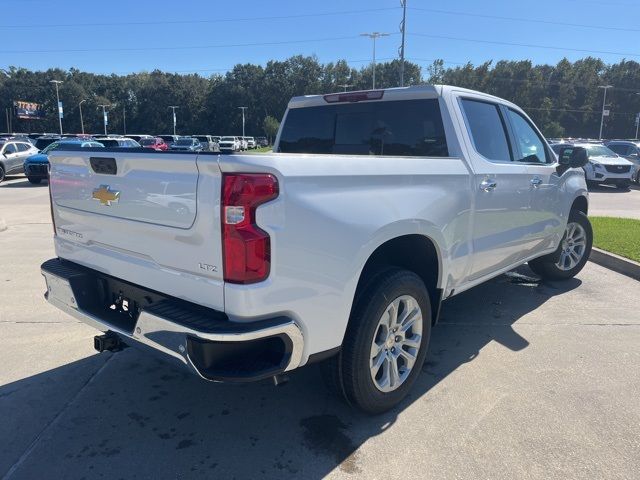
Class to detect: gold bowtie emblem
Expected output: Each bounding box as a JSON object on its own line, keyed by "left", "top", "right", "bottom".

{"left": 92, "top": 185, "right": 120, "bottom": 206}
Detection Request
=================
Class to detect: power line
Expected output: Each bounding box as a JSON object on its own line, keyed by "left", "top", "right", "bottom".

{"left": 410, "top": 7, "right": 640, "bottom": 34}
{"left": 2, "top": 7, "right": 399, "bottom": 29}
{"left": 409, "top": 32, "right": 640, "bottom": 59}
{"left": 0, "top": 33, "right": 398, "bottom": 54}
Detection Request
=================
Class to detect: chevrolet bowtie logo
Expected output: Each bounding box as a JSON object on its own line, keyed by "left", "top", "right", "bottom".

{"left": 92, "top": 185, "right": 120, "bottom": 206}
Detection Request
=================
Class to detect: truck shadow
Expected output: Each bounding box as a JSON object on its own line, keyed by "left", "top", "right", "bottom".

{"left": 1, "top": 266, "right": 581, "bottom": 479}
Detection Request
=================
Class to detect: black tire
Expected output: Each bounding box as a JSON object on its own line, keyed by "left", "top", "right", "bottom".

{"left": 528, "top": 210, "right": 592, "bottom": 280}
{"left": 616, "top": 181, "right": 630, "bottom": 191}
{"left": 322, "top": 268, "right": 432, "bottom": 414}
{"left": 27, "top": 177, "right": 42, "bottom": 185}
{"left": 0, "top": 164, "right": 5, "bottom": 184}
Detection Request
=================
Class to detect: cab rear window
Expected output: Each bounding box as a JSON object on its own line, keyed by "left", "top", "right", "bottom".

{"left": 278, "top": 99, "right": 449, "bottom": 157}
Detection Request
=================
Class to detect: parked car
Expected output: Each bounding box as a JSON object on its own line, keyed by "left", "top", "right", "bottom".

{"left": 193, "top": 135, "right": 216, "bottom": 152}
{"left": 23, "top": 138, "right": 104, "bottom": 184}
{"left": 170, "top": 137, "right": 202, "bottom": 151}
{"left": 34, "top": 135, "right": 61, "bottom": 151}
{"left": 255, "top": 136, "right": 268, "bottom": 147}
{"left": 139, "top": 137, "right": 169, "bottom": 151}
{"left": 605, "top": 140, "right": 640, "bottom": 184}
{"left": 242, "top": 136, "right": 256, "bottom": 149}
{"left": 0, "top": 139, "right": 39, "bottom": 183}
{"left": 218, "top": 136, "right": 240, "bottom": 152}
{"left": 93, "top": 137, "right": 141, "bottom": 148}
{"left": 551, "top": 142, "right": 634, "bottom": 189}
{"left": 158, "top": 135, "right": 179, "bottom": 146}
{"left": 238, "top": 136, "right": 248, "bottom": 150}
{"left": 125, "top": 134, "right": 153, "bottom": 143}
{"left": 43, "top": 85, "right": 591, "bottom": 414}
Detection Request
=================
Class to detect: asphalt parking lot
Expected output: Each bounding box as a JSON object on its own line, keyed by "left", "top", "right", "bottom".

{"left": 1, "top": 176, "right": 639, "bottom": 480}
{"left": 588, "top": 183, "right": 640, "bottom": 219}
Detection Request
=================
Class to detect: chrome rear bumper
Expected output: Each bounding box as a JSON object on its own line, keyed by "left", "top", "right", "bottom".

{"left": 41, "top": 258, "right": 304, "bottom": 382}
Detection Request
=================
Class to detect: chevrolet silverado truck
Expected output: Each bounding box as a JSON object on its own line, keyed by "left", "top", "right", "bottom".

{"left": 41, "top": 86, "right": 592, "bottom": 413}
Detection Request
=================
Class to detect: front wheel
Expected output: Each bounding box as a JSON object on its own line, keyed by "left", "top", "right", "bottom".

{"left": 322, "top": 268, "right": 432, "bottom": 414}
{"left": 528, "top": 210, "right": 592, "bottom": 280}
{"left": 616, "top": 181, "right": 630, "bottom": 191}
{"left": 27, "top": 176, "right": 42, "bottom": 185}
{"left": 0, "top": 165, "right": 5, "bottom": 184}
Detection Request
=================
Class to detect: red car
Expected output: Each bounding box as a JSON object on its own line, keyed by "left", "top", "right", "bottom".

{"left": 139, "top": 137, "right": 169, "bottom": 151}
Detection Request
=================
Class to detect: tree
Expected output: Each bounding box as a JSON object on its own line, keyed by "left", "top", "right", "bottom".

{"left": 263, "top": 116, "right": 280, "bottom": 144}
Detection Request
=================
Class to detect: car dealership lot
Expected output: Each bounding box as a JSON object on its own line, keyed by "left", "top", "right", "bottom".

{"left": 1, "top": 177, "right": 639, "bottom": 480}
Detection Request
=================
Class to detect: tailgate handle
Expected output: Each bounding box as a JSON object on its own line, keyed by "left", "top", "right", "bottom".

{"left": 90, "top": 157, "right": 117, "bottom": 175}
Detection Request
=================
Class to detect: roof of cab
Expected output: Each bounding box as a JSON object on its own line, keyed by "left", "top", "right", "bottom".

{"left": 286, "top": 84, "right": 520, "bottom": 111}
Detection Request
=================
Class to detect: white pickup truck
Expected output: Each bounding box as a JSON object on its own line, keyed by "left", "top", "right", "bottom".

{"left": 42, "top": 85, "right": 592, "bottom": 413}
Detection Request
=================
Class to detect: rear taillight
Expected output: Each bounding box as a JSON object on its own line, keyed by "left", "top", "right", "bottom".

{"left": 221, "top": 173, "right": 279, "bottom": 284}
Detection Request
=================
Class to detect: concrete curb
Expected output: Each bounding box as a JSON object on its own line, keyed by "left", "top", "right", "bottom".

{"left": 589, "top": 247, "right": 640, "bottom": 281}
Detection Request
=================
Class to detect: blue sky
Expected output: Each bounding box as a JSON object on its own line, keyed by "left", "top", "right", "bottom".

{"left": 2, "top": 0, "right": 638, "bottom": 75}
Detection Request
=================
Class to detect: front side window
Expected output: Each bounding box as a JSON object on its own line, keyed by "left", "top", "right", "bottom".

{"left": 3, "top": 143, "right": 17, "bottom": 154}
{"left": 607, "top": 144, "right": 631, "bottom": 156}
{"left": 460, "top": 99, "right": 511, "bottom": 162}
{"left": 506, "top": 109, "right": 549, "bottom": 163}
{"left": 278, "top": 99, "right": 449, "bottom": 157}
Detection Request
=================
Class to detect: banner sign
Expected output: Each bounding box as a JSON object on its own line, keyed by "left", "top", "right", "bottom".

{"left": 58, "top": 101, "right": 64, "bottom": 119}
{"left": 13, "top": 100, "right": 46, "bottom": 120}
{"left": 104, "top": 111, "right": 108, "bottom": 125}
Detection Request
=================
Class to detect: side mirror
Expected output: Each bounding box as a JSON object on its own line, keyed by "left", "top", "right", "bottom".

{"left": 557, "top": 146, "right": 588, "bottom": 169}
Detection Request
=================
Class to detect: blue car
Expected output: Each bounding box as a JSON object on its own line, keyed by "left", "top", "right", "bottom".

{"left": 23, "top": 138, "right": 104, "bottom": 184}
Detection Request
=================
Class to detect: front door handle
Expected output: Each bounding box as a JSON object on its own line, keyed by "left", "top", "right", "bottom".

{"left": 530, "top": 176, "right": 543, "bottom": 188}
{"left": 479, "top": 179, "right": 497, "bottom": 192}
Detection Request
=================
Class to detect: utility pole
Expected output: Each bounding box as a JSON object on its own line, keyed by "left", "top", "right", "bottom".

{"left": 238, "top": 106, "right": 247, "bottom": 138}
{"left": 598, "top": 85, "right": 613, "bottom": 140}
{"left": 123, "top": 104, "right": 127, "bottom": 135}
{"left": 169, "top": 106, "right": 179, "bottom": 135}
{"left": 361, "top": 32, "right": 390, "bottom": 89}
{"left": 79, "top": 100, "right": 86, "bottom": 135}
{"left": 50, "top": 80, "right": 64, "bottom": 135}
{"left": 635, "top": 93, "right": 640, "bottom": 140}
{"left": 399, "top": 0, "right": 407, "bottom": 87}
{"left": 98, "top": 104, "right": 110, "bottom": 135}
{"left": 5, "top": 108, "right": 10, "bottom": 134}
{"left": 338, "top": 84, "right": 354, "bottom": 92}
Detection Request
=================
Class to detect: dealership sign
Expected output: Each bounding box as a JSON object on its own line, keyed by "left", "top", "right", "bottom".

{"left": 13, "top": 100, "right": 46, "bottom": 120}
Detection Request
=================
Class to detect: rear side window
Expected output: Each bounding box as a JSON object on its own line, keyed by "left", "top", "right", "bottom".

{"left": 461, "top": 99, "right": 511, "bottom": 162}
{"left": 17, "top": 143, "right": 30, "bottom": 152}
{"left": 278, "top": 99, "right": 449, "bottom": 157}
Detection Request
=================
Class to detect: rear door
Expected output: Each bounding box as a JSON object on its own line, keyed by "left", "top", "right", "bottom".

{"left": 2, "top": 143, "right": 21, "bottom": 173}
{"left": 455, "top": 96, "right": 538, "bottom": 280}
{"left": 49, "top": 148, "right": 225, "bottom": 310}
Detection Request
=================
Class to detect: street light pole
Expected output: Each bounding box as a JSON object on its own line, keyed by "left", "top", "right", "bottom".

{"left": 169, "top": 106, "right": 179, "bottom": 136}
{"left": 79, "top": 100, "right": 86, "bottom": 135}
{"left": 399, "top": 0, "right": 407, "bottom": 87}
{"left": 361, "top": 32, "right": 390, "bottom": 89}
{"left": 598, "top": 85, "right": 613, "bottom": 140}
{"left": 98, "top": 104, "right": 110, "bottom": 135}
{"left": 50, "top": 80, "right": 63, "bottom": 135}
{"left": 238, "top": 106, "right": 247, "bottom": 138}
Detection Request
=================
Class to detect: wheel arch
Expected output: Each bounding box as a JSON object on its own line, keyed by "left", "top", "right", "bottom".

{"left": 571, "top": 195, "right": 588, "bottom": 215}
{"left": 352, "top": 234, "right": 444, "bottom": 327}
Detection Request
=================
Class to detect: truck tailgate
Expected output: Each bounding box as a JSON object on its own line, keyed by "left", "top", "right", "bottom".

{"left": 48, "top": 149, "right": 225, "bottom": 311}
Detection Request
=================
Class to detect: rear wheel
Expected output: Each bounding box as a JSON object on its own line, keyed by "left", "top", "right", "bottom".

{"left": 0, "top": 165, "right": 5, "bottom": 184}
{"left": 529, "top": 210, "right": 592, "bottom": 280}
{"left": 27, "top": 177, "right": 42, "bottom": 185}
{"left": 322, "top": 268, "right": 432, "bottom": 414}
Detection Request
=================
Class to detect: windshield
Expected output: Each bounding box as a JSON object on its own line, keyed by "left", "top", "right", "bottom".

{"left": 221, "top": 136, "right": 235, "bottom": 142}
{"left": 176, "top": 138, "right": 194, "bottom": 145}
{"left": 586, "top": 145, "right": 617, "bottom": 158}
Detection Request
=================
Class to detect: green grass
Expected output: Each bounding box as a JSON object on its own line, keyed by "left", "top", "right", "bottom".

{"left": 590, "top": 216, "right": 640, "bottom": 263}
{"left": 245, "top": 146, "right": 272, "bottom": 154}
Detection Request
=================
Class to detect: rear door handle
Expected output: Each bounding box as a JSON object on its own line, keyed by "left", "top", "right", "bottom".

{"left": 530, "top": 176, "right": 543, "bottom": 188}
{"left": 479, "top": 179, "right": 497, "bottom": 192}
